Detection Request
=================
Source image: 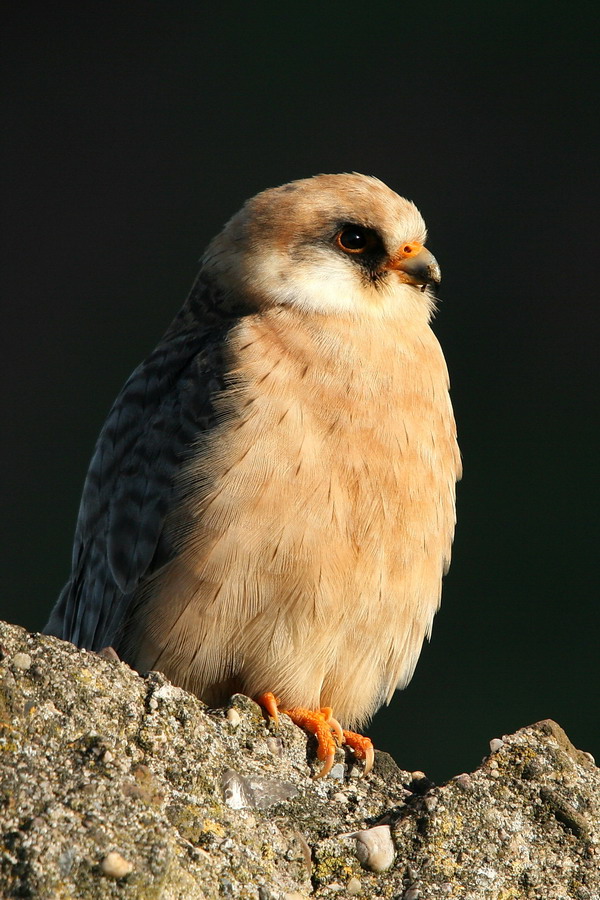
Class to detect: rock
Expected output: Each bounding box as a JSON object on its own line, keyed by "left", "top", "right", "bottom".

{"left": 0, "top": 619, "right": 598, "bottom": 898}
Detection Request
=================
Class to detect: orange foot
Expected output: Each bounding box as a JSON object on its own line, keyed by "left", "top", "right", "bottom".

{"left": 258, "top": 692, "right": 374, "bottom": 779}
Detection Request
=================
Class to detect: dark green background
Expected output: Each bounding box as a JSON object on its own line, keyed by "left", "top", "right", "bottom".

{"left": 2, "top": 2, "right": 598, "bottom": 782}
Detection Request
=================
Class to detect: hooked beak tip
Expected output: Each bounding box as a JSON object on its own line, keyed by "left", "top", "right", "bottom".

{"left": 388, "top": 246, "right": 441, "bottom": 287}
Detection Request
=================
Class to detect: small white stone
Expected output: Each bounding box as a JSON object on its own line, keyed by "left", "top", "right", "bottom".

{"left": 148, "top": 697, "right": 159, "bottom": 711}
{"left": 453, "top": 773, "right": 472, "bottom": 790}
{"left": 100, "top": 851, "right": 133, "bottom": 878}
{"left": 329, "top": 762, "right": 345, "bottom": 781}
{"left": 12, "top": 652, "right": 32, "bottom": 671}
{"left": 222, "top": 770, "right": 249, "bottom": 810}
{"left": 489, "top": 738, "right": 504, "bottom": 753}
{"left": 424, "top": 794, "right": 438, "bottom": 812}
{"left": 353, "top": 824, "right": 395, "bottom": 873}
{"left": 154, "top": 682, "right": 181, "bottom": 702}
{"left": 347, "top": 876, "right": 362, "bottom": 895}
{"left": 226, "top": 707, "right": 241, "bottom": 727}
{"left": 266, "top": 736, "right": 283, "bottom": 757}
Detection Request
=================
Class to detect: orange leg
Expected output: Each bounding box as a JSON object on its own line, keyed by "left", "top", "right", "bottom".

{"left": 257, "top": 692, "right": 374, "bottom": 778}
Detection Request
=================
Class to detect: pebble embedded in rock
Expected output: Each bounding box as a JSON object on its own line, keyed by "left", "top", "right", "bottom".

{"left": 226, "top": 707, "right": 241, "bottom": 728}
{"left": 424, "top": 794, "right": 438, "bottom": 812}
{"left": 100, "top": 851, "right": 134, "bottom": 878}
{"left": 353, "top": 824, "right": 395, "bottom": 873}
{"left": 12, "top": 652, "right": 32, "bottom": 671}
{"left": 489, "top": 738, "right": 504, "bottom": 753}
{"left": 266, "top": 736, "right": 283, "bottom": 756}
{"left": 347, "top": 876, "right": 362, "bottom": 895}
{"left": 329, "top": 762, "right": 345, "bottom": 781}
{"left": 453, "top": 773, "right": 473, "bottom": 791}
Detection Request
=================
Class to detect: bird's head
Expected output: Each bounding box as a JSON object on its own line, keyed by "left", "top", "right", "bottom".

{"left": 202, "top": 173, "right": 440, "bottom": 322}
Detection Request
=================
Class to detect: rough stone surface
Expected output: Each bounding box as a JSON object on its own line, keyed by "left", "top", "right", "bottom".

{"left": 0, "top": 619, "right": 598, "bottom": 899}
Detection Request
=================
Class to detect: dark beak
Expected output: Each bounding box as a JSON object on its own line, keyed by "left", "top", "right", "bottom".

{"left": 386, "top": 244, "right": 441, "bottom": 287}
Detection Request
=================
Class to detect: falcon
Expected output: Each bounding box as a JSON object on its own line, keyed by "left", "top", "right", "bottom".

{"left": 45, "top": 174, "right": 461, "bottom": 776}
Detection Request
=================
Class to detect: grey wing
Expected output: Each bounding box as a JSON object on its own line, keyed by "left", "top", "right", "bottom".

{"left": 45, "top": 288, "right": 235, "bottom": 651}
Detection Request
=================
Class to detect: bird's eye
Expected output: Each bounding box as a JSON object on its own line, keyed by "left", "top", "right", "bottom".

{"left": 336, "top": 226, "right": 373, "bottom": 254}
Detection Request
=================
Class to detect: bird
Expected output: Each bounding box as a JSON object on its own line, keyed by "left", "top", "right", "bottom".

{"left": 45, "top": 173, "right": 461, "bottom": 776}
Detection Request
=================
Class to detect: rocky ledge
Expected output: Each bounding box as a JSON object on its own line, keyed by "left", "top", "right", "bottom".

{"left": 0, "top": 619, "right": 597, "bottom": 899}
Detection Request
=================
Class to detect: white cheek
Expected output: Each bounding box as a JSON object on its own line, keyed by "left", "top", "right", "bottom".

{"left": 268, "top": 262, "right": 364, "bottom": 314}
{"left": 253, "top": 253, "right": 436, "bottom": 324}
{"left": 250, "top": 250, "right": 416, "bottom": 318}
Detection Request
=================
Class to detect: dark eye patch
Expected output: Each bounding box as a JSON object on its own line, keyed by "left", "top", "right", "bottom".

{"left": 333, "top": 223, "right": 386, "bottom": 278}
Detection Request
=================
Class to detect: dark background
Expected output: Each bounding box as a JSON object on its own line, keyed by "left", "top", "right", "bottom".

{"left": 2, "top": 2, "right": 598, "bottom": 783}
